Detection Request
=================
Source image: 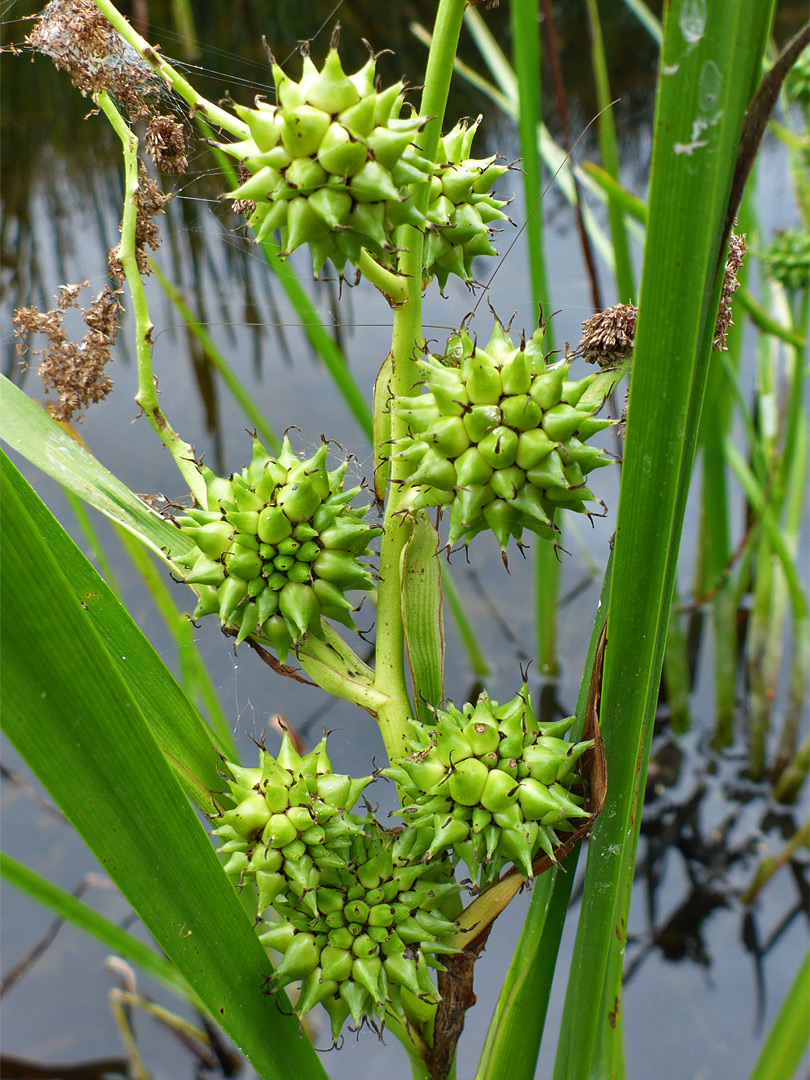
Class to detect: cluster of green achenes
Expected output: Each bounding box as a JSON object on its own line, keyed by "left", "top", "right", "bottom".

{"left": 386, "top": 687, "right": 593, "bottom": 885}
{"left": 392, "top": 320, "right": 616, "bottom": 550}
{"left": 173, "top": 436, "right": 380, "bottom": 659}
{"left": 214, "top": 690, "right": 593, "bottom": 1037}
{"left": 762, "top": 228, "right": 810, "bottom": 293}
{"left": 218, "top": 38, "right": 508, "bottom": 285}
{"left": 219, "top": 38, "right": 433, "bottom": 275}
{"left": 395, "top": 116, "right": 509, "bottom": 290}
{"left": 214, "top": 735, "right": 460, "bottom": 1041}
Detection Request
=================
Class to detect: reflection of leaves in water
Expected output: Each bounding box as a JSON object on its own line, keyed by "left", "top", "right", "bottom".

{"left": 622, "top": 736, "right": 809, "bottom": 1031}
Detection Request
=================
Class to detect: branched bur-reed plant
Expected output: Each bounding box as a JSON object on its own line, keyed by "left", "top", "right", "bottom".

{"left": 3, "top": 2, "right": 805, "bottom": 1079}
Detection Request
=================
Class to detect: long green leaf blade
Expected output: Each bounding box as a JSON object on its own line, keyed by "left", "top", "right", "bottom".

{"left": 554, "top": 3, "right": 777, "bottom": 1077}
{"left": 0, "top": 375, "right": 191, "bottom": 560}
{"left": 3, "top": 450, "right": 226, "bottom": 809}
{"left": 0, "top": 454, "right": 327, "bottom": 1080}
{"left": 748, "top": 950, "right": 810, "bottom": 1080}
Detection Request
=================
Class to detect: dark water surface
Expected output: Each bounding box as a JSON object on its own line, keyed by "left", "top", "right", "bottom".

{"left": 1, "top": 3, "right": 807, "bottom": 1078}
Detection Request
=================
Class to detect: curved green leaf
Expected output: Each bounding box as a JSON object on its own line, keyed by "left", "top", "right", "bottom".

{"left": 2, "top": 449, "right": 225, "bottom": 808}
{"left": 0, "top": 452, "right": 327, "bottom": 1080}
{"left": 0, "top": 375, "right": 192, "bottom": 561}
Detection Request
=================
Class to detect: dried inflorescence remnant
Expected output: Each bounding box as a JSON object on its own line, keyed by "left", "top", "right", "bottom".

{"left": 27, "top": 0, "right": 159, "bottom": 118}
{"left": 231, "top": 163, "right": 256, "bottom": 217}
{"left": 713, "top": 232, "right": 746, "bottom": 351}
{"left": 579, "top": 303, "right": 638, "bottom": 367}
{"left": 14, "top": 282, "right": 122, "bottom": 422}
{"left": 144, "top": 114, "right": 187, "bottom": 172}
{"left": 109, "top": 164, "right": 172, "bottom": 278}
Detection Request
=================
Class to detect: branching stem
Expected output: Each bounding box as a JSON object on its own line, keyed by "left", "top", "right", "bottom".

{"left": 96, "top": 91, "right": 204, "bottom": 503}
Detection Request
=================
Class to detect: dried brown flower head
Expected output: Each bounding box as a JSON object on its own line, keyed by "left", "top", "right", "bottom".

{"left": 28, "top": 0, "right": 159, "bottom": 118}
{"left": 145, "top": 114, "right": 188, "bottom": 173}
{"left": 14, "top": 282, "right": 122, "bottom": 422}
{"left": 713, "top": 232, "right": 746, "bottom": 351}
{"left": 579, "top": 303, "right": 638, "bottom": 367}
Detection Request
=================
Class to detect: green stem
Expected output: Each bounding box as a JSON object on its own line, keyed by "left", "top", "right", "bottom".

{"left": 747, "top": 949, "right": 810, "bottom": 1080}
{"left": 298, "top": 636, "right": 388, "bottom": 716}
{"left": 96, "top": 91, "right": 204, "bottom": 504}
{"left": 663, "top": 597, "right": 691, "bottom": 734}
{"left": 373, "top": 0, "right": 467, "bottom": 764}
{"left": 740, "top": 819, "right": 810, "bottom": 905}
{"left": 357, "top": 251, "right": 410, "bottom": 305}
{"left": 91, "top": 0, "right": 247, "bottom": 137}
{"left": 773, "top": 737, "right": 810, "bottom": 804}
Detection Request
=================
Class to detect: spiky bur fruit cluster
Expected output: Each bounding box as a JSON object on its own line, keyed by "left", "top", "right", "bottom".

{"left": 386, "top": 688, "right": 593, "bottom": 887}
{"left": 408, "top": 117, "right": 510, "bottom": 290}
{"left": 173, "top": 436, "right": 381, "bottom": 659}
{"left": 218, "top": 35, "right": 434, "bottom": 277}
{"left": 214, "top": 735, "right": 460, "bottom": 1041}
{"left": 761, "top": 228, "right": 810, "bottom": 293}
{"left": 392, "top": 320, "right": 615, "bottom": 551}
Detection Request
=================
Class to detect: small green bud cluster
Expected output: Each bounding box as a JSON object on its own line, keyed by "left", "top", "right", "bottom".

{"left": 174, "top": 435, "right": 381, "bottom": 659}
{"left": 393, "top": 319, "right": 615, "bottom": 550}
{"left": 214, "top": 735, "right": 460, "bottom": 1041}
{"left": 219, "top": 36, "right": 434, "bottom": 276}
{"left": 385, "top": 687, "right": 593, "bottom": 886}
{"left": 761, "top": 228, "right": 810, "bottom": 293}
{"left": 417, "top": 118, "right": 510, "bottom": 290}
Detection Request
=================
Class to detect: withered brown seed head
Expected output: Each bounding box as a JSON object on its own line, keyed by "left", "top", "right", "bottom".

{"left": 144, "top": 115, "right": 188, "bottom": 173}
{"left": 27, "top": 0, "right": 158, "bottom": 119}
{"left": 579, "top": 303, "right": 638, "bottom": 367}
{"left": 713, "top": 232, "right": 746, "bottom": 352}
{"left": 13, "top": 283, "right": 122, "bottom": 422}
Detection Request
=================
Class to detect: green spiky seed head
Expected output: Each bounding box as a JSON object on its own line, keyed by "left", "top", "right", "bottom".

{"left": 217, "top": 741, "right": 460, "bottom": 1041}
{"left": 175, "top": 435, "right": 381, "bottom": 657}
{"left": 392, "top": 318, "right": 616, "bottom": 551}
{"left": 385, "top": 687, "right": 593, "bottom": 885}
{"left": 217, "top": 31, "right": 434, "bottom": 277}
{"left": 761, "top": 228, "right": 810, "bottom": 293}
{"left": 417, "top": 117, "right": 511, "bottom": 290}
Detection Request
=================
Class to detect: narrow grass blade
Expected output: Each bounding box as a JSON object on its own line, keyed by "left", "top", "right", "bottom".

{"left": 554, "top": 4, "right": 777, "bottom": 1076}
{"left": 509, "top": 0, "right": 548, "bottom": 315}
{"left": 748, "top": 949, "right": 810, "bottom": 1080}
{"left": 451, "top": 10, "right": 617, "bottom": 268}
{"left": 0, "top": 375, "right": 191, "bottom": 561}
{"left": 2, "top": 450, "right": 225, "bottom": 811}
{"left": 441, "top": 564, "right": 490, "bottom": 676}
{"left": 63, "top": 486, "right": 124, "bottom": 601}
{"left": 1, "top": 852, "right": 191, "bottom": 1001}
{"left": 621, "top": 0, "right": 662, "bottom": 43}
{"left": 507, "top": 0, "right": 562, "bottom": 673}
{"left": 585, "top": 0, "right": 636, "bottom": 302}
{"left": 476, "top": 558, "right": 611, "bottom": 1080}
{"left": 0, "top": 453, "right": 328, "bottom": 1080}
{"left": 151, "top": 260, "right": 281, "bottom": 453}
